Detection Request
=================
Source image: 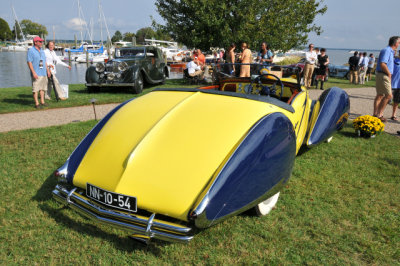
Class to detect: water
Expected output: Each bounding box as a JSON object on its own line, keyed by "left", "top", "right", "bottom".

{"left": 321, "top": 48, "right": 380, "bottom": 66}
{"left": 0, "top": 48, "right": 381, "bottom": 88}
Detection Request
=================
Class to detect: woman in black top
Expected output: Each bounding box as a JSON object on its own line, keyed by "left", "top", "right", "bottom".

{"left": 315, "top": 48, "right": 329, "bottom": 90}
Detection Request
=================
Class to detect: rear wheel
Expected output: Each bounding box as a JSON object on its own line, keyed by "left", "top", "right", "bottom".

{"left": 161, "top": 68, "right": 167, "bottom": 85}
{"left": 254, "top": 192, "right": 280, "bottom": 216}
{"left": 132, "top": 72, "right": 144, "bottom": 94}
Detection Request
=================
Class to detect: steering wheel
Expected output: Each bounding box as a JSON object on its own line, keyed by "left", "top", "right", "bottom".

{"left": 247, "top": 73, "right": 284, "bottom": 99}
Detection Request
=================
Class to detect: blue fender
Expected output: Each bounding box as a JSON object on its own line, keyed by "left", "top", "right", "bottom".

{"left": 193, "top": 112, "right": 297, "bottom": 228}
{"left": 307, "top": 87, "right": 350, "bottom": 146}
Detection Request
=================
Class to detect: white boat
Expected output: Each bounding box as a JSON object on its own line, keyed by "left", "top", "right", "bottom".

{"left": 76, "top": 53, "right": 109, "bottom": 63}
{"left": 5, "top": 7, "right": 37, "bottom": 52}
{"left": 114, "top": 40, "right": 132, "bottom": 47}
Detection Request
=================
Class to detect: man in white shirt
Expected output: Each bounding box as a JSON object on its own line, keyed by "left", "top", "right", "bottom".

{"left": 186, "top": 57, "right": 204, "bottom": 79}
{"left": 303, "top": 44, "right": 317, "bottom": 89}
{"left": 44, "top": 41, "right": 71, "bottom": 100}
{"left": 359, "top": 52, "right": 369, "bottom": 85}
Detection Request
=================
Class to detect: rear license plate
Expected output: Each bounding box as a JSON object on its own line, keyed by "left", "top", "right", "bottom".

{"left": 86, "top": 183, "right": 137, "bottom": 212}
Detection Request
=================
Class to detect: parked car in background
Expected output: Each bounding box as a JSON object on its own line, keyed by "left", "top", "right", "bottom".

{"left": 85, "top": 46, "right": 169, "bottom": 94}
{"left": 328, "top": 64, "right": 349, "bottom": 79}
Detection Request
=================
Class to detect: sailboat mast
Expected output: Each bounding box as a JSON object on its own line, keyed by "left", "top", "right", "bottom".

{"left": 11, "top": 5, "right": 26, "bottom": 42}
{"left": 77, "top": 0, "right": 83, "bottom": 43}
{"left": 98, "top": 0, "right": 103, "bottom": 44}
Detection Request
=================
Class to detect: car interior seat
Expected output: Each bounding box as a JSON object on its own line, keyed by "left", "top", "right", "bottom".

{"left": 184, "top": 68, "right": 200, "bottom": 85}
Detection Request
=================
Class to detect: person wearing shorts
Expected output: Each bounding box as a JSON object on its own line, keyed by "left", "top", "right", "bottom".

{"left": 239, "top": 42, "right": 252, "bottom": 77}
{"left": 373, "top": 36, "right": 400, "bottom": 121}
{"left": 27, "top": 36, "right": 51, "bottom": 109}
{"left": 391, "top": 55, "right": 400, "bottom": 120}
{"left": 366, "top": 53, "right": 375, "bottom": 82}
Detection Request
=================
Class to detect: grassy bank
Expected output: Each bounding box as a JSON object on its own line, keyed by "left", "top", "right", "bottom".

{"left": 0, "top": 77, "right": 375, "bottom": 114}
{"left": 0, "top": 121, "right": 399, "bottom": 264}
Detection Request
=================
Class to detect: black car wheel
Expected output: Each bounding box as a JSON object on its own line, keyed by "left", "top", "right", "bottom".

{"left": 161, "top": 69, "right": 167, "bottom": 85}
{"left": 132, "top": 72, "right": 144, "bottom": 94}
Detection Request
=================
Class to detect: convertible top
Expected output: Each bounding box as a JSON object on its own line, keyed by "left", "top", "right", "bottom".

{"left": 152, "top": 88, "right": 295, "bottom": 113}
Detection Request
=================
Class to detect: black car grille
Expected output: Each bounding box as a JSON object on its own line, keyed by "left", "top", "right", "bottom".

{"left": 105, "top": 62, "right": 119, "bottom": 73}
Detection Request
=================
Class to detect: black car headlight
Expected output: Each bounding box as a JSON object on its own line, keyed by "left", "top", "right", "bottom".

{"left": 95, "top": 62, "right": 105, "bottom": 73}
{"left": 118, "top": 62, "right": 128, "bottom": 72}
{"left": 107, "top": 73, "right": 115, "bottom": 80}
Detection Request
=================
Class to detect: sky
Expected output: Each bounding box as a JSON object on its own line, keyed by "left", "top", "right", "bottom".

{"left": 1, "top": 0, "right": 398, "bottom": 50}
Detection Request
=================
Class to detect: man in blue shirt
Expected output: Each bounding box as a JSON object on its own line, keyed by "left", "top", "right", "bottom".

{"left": 27, "top": 36, "right": 51, "bottom": 109}
{"left": 373, "top": 36, "right": 400, "bottom": 121}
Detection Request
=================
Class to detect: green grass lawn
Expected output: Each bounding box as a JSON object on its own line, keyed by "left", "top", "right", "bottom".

{"left": 0, "top": 79, "right": 198, "bottom": 114}
{"left": 0, "top": 77, "right": 374, "bottom": 114}
{"left": 319, "top": 75, "right": 376, "bottom": 89}
{"left": 0, "top": 121, "right": 399, "bottom": 264}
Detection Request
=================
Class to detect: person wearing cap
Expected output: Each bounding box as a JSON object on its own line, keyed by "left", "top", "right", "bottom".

{"left": 45, "top": 41, "right": 71, "bottom": 100}
{"left": 27, "top": 36, "right": 51, "bottom": 109}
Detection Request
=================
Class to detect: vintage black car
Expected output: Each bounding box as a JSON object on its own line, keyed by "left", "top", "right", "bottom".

{"left": 85, "top": 46, "right": 169, "bottom": 93}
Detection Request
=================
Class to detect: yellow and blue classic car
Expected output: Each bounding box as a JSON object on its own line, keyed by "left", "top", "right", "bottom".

{"left": 53, "top": 65, "right": 350, "bottom": 243}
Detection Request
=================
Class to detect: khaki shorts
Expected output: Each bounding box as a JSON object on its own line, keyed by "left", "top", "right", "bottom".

{"left": 375, "top": 72, "right": 391, "bottom": 96}
{"left": 240, "top": 65, "right": 250, "bottom": 77}
{"left": 32, "top": 76, "right": 48, "bottom": 93}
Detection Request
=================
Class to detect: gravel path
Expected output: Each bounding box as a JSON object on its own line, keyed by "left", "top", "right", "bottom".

{"left": 0, "top": 87, "right": 399, "bottom": 135}
{"left": 0, "top": 103, "right": 119, "bottom": 132}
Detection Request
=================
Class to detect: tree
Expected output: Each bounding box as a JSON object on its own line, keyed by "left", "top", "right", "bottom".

{"left": 135, "top": 27, "right": 156, "bottom": 44}
{"left": 154, "top": 0, "right": 327, "bottom": 51}
{"left": 0, "top": 18, "right": 12, "bottom": 41}
{"left": 20, "top": 19, "right": 47, "bottom": 37}
{"left": 123, "top": 32, "right": 135, "bottom": 42}
{"left": 111, "top": 30, "right": 123, "bottom": 43}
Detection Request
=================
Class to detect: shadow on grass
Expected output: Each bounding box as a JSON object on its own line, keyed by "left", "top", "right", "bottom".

{"left": 73, "top": 86, "right": 134, "bottom": 94}
{"left": 32, "top": 173, "right": 167, "bottom": 253}
{"left": 2, "top": 98, "right": 33, "bottom": 106}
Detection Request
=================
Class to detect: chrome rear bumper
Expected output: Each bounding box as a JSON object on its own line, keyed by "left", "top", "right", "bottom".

{"left": 52, "top": 184, "right": 194, "bottom": 243}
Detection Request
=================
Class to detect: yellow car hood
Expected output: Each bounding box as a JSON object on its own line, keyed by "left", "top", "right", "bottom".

{"left": 73, "top": 90, "right": 282, "bottom": 220}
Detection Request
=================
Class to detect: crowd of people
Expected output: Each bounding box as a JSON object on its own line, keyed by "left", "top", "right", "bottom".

{"left": 185, "top": 41, "right": 277, "bottom": 82}
{"left": 26, "top": 36, "right": 400, "bottom": 125}
{"left": 26, "top": 36, "right": 71, "bottom": 109}
{"left": 186, "top": 42, "right": 332, "bottom": 90}
{"left": 348, "top": 51, "right": 375, "bottom": 85}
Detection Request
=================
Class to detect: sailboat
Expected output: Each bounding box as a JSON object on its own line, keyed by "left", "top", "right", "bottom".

{"left": 74, "top": 0, "right": 113, "bottom": 63}
{"left": 5, "top": 6, "right": 36, "bottom": 52}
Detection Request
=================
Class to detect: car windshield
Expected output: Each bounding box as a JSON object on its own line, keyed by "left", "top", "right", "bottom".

{"left": 115, "top": 48, "right": 146, "bottom": 58}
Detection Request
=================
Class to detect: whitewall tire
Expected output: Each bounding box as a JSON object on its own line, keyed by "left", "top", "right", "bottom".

{"left": 254, "top": 192, "right": 280, "bottom": 216}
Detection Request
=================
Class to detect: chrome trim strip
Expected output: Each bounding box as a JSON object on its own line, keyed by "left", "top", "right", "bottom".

{"left": 52, "top": 185, "right": 193, "bottom": 243}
